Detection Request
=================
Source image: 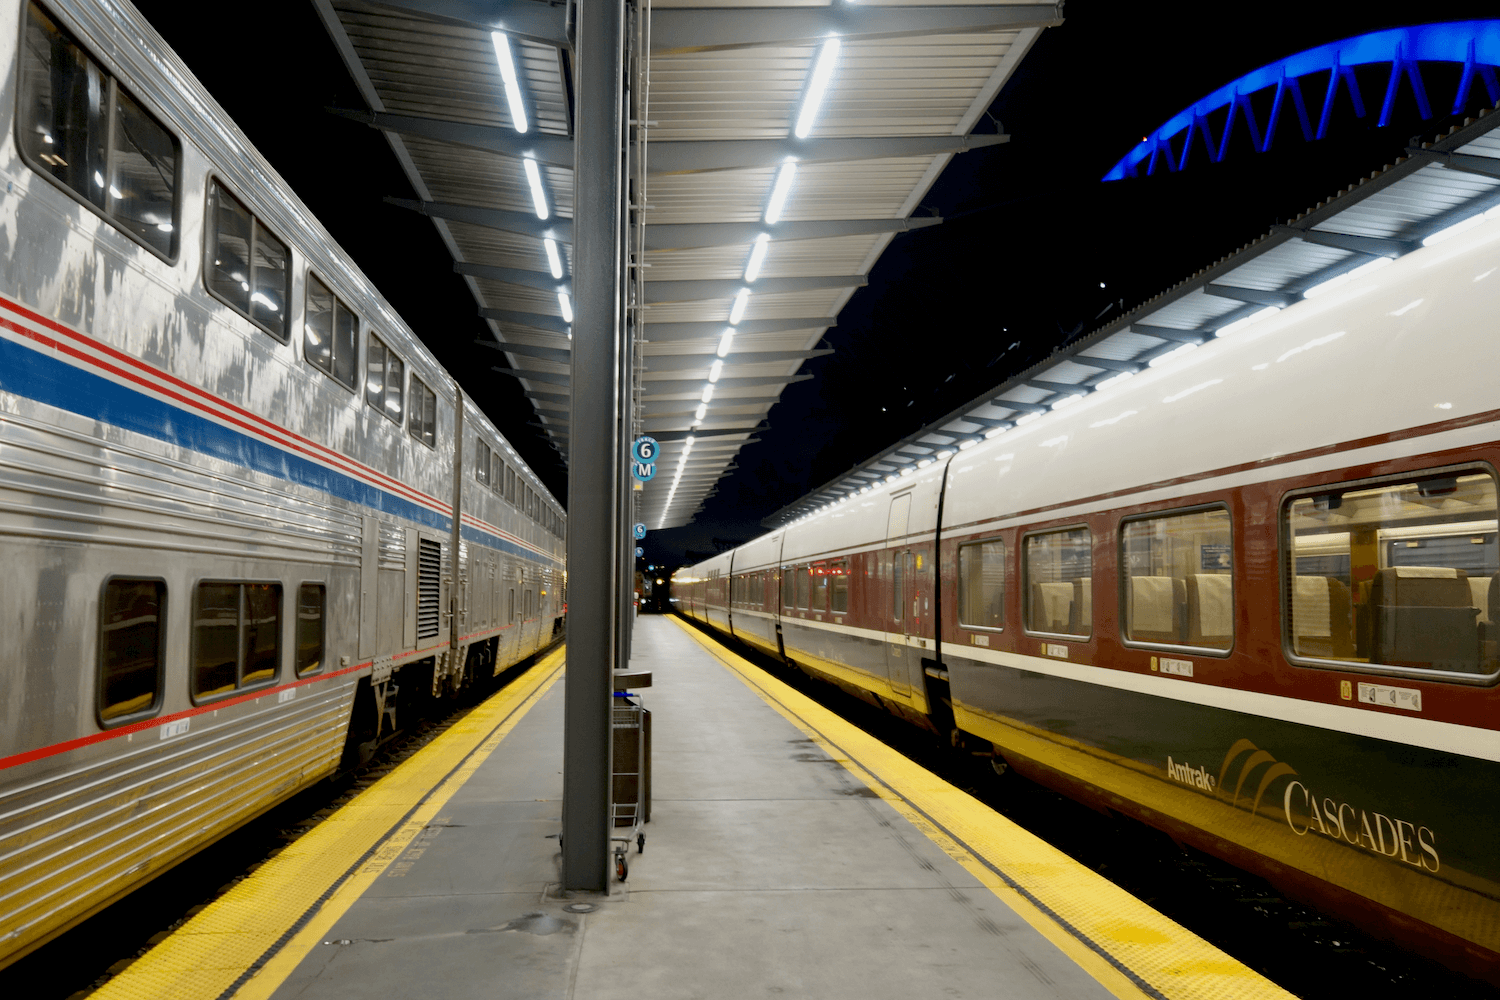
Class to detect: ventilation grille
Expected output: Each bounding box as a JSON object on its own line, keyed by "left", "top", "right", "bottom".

{"left": 417, "top": 539, "right": 442, "bottom": 640}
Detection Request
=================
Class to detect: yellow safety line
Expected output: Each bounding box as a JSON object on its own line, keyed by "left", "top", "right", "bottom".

{"left": 670, "top": 617, "right": 1295, "bottom": 1000}
{"left": 92, "top": 647, "right": 567, "bottom": 1000}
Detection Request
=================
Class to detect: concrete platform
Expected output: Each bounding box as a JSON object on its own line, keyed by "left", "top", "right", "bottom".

{"left": 97, "top": 617, "right": 1295, "bottom": 1000}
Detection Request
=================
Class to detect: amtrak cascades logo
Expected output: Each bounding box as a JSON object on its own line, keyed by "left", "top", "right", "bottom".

{"left": 1170, "top": 739, "right": 1440, "bottom": 872}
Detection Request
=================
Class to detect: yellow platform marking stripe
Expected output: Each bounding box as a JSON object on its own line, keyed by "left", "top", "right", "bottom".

{"left": 92, "top": 648, "right": 566, "bottom": 1000}
{"left": 671, "top": 617, "right": 1294, "bottom": 1000}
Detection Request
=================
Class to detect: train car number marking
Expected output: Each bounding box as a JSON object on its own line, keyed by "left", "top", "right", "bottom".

{"left": 1357, "top": 682, "right": 1422, "bottom": 712}
{"left": 1043, "top": 643, "right": 1068, "bottom": 659}
{"left": 1157, "top": 657, "right": 1193, "bottom": 678}
{"left": 278, "top": 688, "right": 296, "bottom": 704}
{"left": 159, "top": 719, "right": 190, "bottom": 740}
{"left": 971, "top": 634, "right": 989, "bottom": 646}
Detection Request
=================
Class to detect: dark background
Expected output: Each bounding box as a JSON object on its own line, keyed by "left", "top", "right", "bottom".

{"left": 136, "top": 1, "right": 1500, "bottom": 569}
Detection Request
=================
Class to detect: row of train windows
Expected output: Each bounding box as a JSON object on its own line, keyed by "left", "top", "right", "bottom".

{"left": 951, "top": 467, "right": 1500, "bottom": 677}
{"left": 98, "top": 578, "right": 325, "bottom": 725}
{"left": 475, "top": 442, "right": 562, "bottom": 536}
{"left": 18, "top": 4, "right": 442, "bottom": 447}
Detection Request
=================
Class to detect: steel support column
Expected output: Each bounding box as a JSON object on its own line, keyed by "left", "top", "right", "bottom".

{"left": 562, "top": 0, "right": 626, "bottom": 892}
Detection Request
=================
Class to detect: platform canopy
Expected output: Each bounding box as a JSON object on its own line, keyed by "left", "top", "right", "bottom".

{"left": 764, "top": 105, "right": 1500, "bottom": 526}
{"left": 313, "top": 0, "right": 1063, "bottom": 528}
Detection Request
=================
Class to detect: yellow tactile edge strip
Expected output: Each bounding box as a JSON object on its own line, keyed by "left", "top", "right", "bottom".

{"left": 91, "top": 646, "right": 566, "bottom": 1000}
{"left": 671, "top": 617, "right": 1295, "bottom": 1000}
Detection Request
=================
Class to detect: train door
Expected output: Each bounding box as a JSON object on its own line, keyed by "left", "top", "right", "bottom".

{"left": 885, "top": 493, "right": 913, "bottom": 698}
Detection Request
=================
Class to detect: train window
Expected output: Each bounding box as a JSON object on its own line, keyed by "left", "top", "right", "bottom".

{"left": 811, "top": 563, "right": 830, "bottom": 612}
{"left": 295, "top": 584, "right": 324, "bottom": 676}
{"left": 206, "top": 180, "right": 290, "bottom": 341}
{"left": 1023, "top": 527, "right": 1092, "bottom": 637}
{"left": 19, "top": 3, "right": 180, "bottom": 259}
{"left": 192, "top": 582, "right": 282, "bottom": 700}
{"left": 794, "top": 566, "right": 810, "bottom": 609}
{"left": 1284, "top": 469, "right": 1500, "bottom": 678}
{"left": 97, "top": 578, "right": 165, "bottom": 724}
{"left": 1121, "top": 508, "right": 1233, "bottom": 652}
{"left": 505, "top": 464, "right": 516, "bottom": 503}
{"left": 364, "top": 333, "right": 404, "bottom": 422}
{"left": 408, "top": 376, "right": 437, "bottom": 448}
{"left": 958, "top": 539, "right": 1006, "bottom": 630}
{"left": 830, "top": 562, "right": 849, "bottom": 613}
{"left": 508, "top": 588, "right": 516, "bottom": 621}
{"left": 304, "top": 275, "right": 358, "bottom": 389}
{"left": 475, "top": 441, "right": 491, "bottom": 487}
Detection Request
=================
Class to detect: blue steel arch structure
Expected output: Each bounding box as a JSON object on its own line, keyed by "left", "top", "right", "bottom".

{"left": 1105, "top": 21, "right": 1500, "bottom": 181}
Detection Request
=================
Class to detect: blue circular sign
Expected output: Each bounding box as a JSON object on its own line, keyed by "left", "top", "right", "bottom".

{"left": 632, "top": 436, "right": 659, "bottom": 463}
{"left": 631, "top": 461, "right": 656, "bottom": 483}
{"left": 634, "top": 546, "right": 644, "bottom": 558}
{"left": 634, "top": 522, "right": 647, "bottom": 540}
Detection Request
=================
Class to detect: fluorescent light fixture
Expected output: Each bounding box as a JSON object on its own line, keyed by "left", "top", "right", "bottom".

{"left": 557, "top": 291, "right": 573, "bottom": 323}
{"left": 1422, "top": 212, "right": 1486, "bottom": 246}
{"left": 1050, "top": 393, "right": 1082, "bottom": 411}
{"left": 1014, "top": 412, "right": 1042, "bottom": 426}
{"left": 544, "top": 238, "right": 563, "bottom": 279}
{"left": 695, "top": 403, "right": 707, "bottom": 419}
{"left": 523, "top": 158, "right": 549, "bottom": 219}
{"left": 1215, "top": 305, "right": 1280, "bottom": 338}
{"left": 1303, "top": 256, "right": 1391, "bottom": 298}
{"left": 936, "top": 450, "right": 953, "bottom": 460}
{"left": 490, "top": 31, "right": 529, "bottom": 133}
{"left": 708, "top": 359, "right": 724, "bottom": 383}
{"left": 701, "top": 384, "right": 714, "bottom": 402}
{"left": 917, "top": 458, "right": 932, "bottom": 468}
{"left": 764, "top": 160, "right": 797, "bottom": 224}
{"left": 716, "top": 329, "right": 735, "bottom": 357}
{"left": 744, "top": 233, "right": 771, "bottom": 282}
{"left": 959, "top": 438, "right": 978, "bottom": 449}
{"left": 1094, "top": 371, "right": 1134, "bottom": 391}
{"left": 900, "top": 467, "right": 914, "bottom": 476}
{"left": 794, "top": 37, "right": 842, "bottom": 139}
{"left": 1148, "top": 342, "right": 1198, "bottom": 368}
{"left": 729, "top": 287, "right": 751, "bottom": 325}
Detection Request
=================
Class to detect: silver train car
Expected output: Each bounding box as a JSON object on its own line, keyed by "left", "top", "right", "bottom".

{"left": 0, "top": 0, "right": 565, "bottom": 967}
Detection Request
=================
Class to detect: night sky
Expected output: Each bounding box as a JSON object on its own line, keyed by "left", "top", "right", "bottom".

{"left": 134, "top": 1, "right": 1500, "bottom": 570}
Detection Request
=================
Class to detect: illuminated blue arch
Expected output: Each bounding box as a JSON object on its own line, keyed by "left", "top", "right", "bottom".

{"left": 1104, "top": 21, "right": 1500, "bottom": 181}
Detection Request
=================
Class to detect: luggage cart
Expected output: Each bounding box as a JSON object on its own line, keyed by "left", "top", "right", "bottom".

{"left": 610, "top": 691, "right": 647, "bottom": 880}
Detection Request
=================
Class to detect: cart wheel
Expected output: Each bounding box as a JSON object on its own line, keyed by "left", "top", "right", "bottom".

{"left": 637, "top": 833, "right": 645, "bottom": 854}
{"left": 616, "top": 854, "right": 629, "bottom": 881}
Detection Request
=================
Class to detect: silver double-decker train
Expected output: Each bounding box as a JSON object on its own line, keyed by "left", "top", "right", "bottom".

{"left": 0, "top": 0, "right": 565, "bottom": 968}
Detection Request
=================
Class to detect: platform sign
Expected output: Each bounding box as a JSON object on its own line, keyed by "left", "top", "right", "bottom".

{"left": 631, "top": 461, "right": 656, "bottom": 483}
{"left": 633, "top": 522, "right": 647, "bottom": 540}
{"left": 635, "top": 546, "right": 644, "bottom": 558}
{"left": 632, "top": 436, "right": 659, "bottom": 464}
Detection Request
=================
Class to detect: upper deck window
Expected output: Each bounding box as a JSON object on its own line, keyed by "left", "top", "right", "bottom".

{"left": 206, "top": 180, "right": 291, "bottom": 341}
{"left": 364, "top": 333, "right": 405, "bottom": 423}
{"left": 19, "top": 2, "right": 180, "bottom": 257}
{"left": 304, "top": 274, "right": 358, "bottom": 389}
{"left": 409, "top": 375, "right": 436, "bottom": 448}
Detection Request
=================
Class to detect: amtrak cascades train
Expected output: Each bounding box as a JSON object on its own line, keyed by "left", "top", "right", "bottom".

{"left": 679, "top": 185, "right": 1500, "bottom": 979}
{"left": 0, "top": 0, "right": 565, "bottom": 968}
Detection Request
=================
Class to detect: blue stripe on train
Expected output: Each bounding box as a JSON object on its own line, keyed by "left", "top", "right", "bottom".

{"left": 0, "top": 333, "right": 557, "bottom": 564}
